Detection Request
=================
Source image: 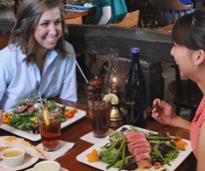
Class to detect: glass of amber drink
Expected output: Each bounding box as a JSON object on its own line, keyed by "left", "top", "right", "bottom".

{"left": 88, "top": 100, "right": 110, "bottom": 138}
{"left": 38, "top": 108, "right": 61, "bottom": 151}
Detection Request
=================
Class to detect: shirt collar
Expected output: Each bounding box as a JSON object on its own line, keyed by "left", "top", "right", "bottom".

{"left": 45, "top": 49, "right": 58, "bottom": 64}
{"left": 47, "top": 49, "right": 58, "bottom": 60}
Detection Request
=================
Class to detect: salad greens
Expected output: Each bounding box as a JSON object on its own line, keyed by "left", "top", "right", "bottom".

{"left": 99, "top": 126, "right": 184, "bottom": 171}
{"left": 100, "top": 130, "right": 131, "bottom": 170}
{"left": 8, "top": 112, "right": 38, "bottom": 131}
{"left": 7, "top": 99, "right": 67, "bottom": 132}
{"left": 43, "top": 99, "right": 65, "bottom": 113}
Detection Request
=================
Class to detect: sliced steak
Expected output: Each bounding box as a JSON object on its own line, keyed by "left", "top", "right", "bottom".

{"left": 126, "top": 131, "right": 152, "bottom": 169}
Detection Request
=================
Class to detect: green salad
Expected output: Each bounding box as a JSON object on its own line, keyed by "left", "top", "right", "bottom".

{"left": 6, "top": 99, "right": 67, "bottom": 133}
{"left": 99, "top": 126, "right": 186, "bottom": 171}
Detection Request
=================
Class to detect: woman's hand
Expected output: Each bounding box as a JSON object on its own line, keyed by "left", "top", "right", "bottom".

{"left": 151, "top": 98, "right": 177, "bottom": 126}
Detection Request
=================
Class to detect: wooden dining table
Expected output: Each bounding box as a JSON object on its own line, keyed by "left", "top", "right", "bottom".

{"left": 0, "top": 99, "right": 196, "bottom": 171}
{"left": 13, "top": 0, "right": 95, "bottom": 25}
{"left": 64, "top": 9, "right": 95, "bottom": 25}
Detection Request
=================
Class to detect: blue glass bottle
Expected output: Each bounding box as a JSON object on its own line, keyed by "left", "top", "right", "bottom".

{"left": 125, "top": 47, "right": 146, "bottom": 127}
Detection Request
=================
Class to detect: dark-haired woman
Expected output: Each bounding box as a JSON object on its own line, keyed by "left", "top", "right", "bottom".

{"left": 0, "top": 0, "right": 77, "bottom": 112}
{"left": 152, "top": 10, "right": 205, "bottom": 171}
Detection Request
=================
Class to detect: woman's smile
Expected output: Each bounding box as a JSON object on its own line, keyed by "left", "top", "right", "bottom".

{"left": 34, "top": 7, "right": 62, "bottom": 50}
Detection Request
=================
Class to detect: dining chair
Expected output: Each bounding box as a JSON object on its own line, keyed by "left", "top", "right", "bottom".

{"left": 108, "top": 10, "right": 140, "bottom": 29}
{"left": 149, "top": 0, "right": 193, "bottom": 26}
{"left": 168, "top": 66, "right": 202, "bottom": 120}
{"left": 126, "top": 0, "right": 157, "bottom": 28}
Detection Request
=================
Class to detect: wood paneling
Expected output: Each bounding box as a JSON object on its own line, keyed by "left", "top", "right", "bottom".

{"left": 0, "top": 35, "right": 9, "bottom": 49}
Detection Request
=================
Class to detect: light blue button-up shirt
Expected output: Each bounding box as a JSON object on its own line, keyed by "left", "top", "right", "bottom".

{"left": 0, "top": 41, "right": 77, "bottom": 112}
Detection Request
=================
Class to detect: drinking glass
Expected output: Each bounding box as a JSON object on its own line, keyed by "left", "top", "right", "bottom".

{"left": 38, "top": 108, "right": 61, "bottom": 151}
{"left": 88, "top": 100, "right": 110, "bottom": 138}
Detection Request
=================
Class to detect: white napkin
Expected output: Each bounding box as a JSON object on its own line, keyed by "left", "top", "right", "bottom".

{"left": 36, "top": 141, "right": 75, "bottom": 160}
{"left": 80, "top": 129, "right": 113, "bottom": 144}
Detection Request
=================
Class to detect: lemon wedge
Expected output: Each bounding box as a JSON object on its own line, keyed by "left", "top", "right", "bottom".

{"left": 43, "top": 109, "right": 49, "bottom": 126}
{"left": 103, "top": 93, "right": 119, "bottom": 105}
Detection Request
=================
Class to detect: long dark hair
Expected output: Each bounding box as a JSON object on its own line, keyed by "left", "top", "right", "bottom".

{"left": 172, "top": 10, "right": 205, "bottom": 51}
{"left": 9, "top": 0, "right": 66, "bottom": 63}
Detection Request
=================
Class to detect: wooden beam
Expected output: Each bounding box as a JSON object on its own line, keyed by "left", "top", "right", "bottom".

{"left": 0, "top": 21, "right": 173, "bottom": 63}
{"left": 66, "top": 25, "right": 173, "bottom": 63}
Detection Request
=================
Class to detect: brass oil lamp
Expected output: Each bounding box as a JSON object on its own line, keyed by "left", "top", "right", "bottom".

{"left": 103, "top": 76, "right": 123, "bottom": 129}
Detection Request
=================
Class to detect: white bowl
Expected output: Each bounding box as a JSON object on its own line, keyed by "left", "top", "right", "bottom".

{"left": 34, "top": 160, "right": 61, "bottom": 171}
{"left": 1, "top": 147, "right": 25, "bottom": 167}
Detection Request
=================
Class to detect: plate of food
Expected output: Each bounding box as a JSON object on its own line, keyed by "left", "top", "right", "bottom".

{"left": 64, "top": 4, "right": 95, "bottom": 12}
{"left": 0, "top": 99, "right": 86, "bottom": 141}
{"left": 76, "top": 125, "right": 192, "bottom": 171}
{"left": 0, "top": 136, "right": 44, "bottom": 171}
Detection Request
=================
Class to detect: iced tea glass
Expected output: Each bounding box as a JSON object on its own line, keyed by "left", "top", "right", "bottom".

{"left": 38, "top": 108, "right": 61, "bottom": 151}
{"left": 88, "top": 100, "right": 110, "bottom": 138}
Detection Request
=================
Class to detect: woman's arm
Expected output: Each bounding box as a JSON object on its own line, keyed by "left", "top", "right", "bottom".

{"left": 98, "top": 6, "right": 112, "bottom": 24}
{"left": 0, "top": 50, "right": 9, "bottom": 107}
{"left": 197, "top": 121, "right": 205, "bottom": 171}
{"left": 169, "top": 115, "right": 191, "bottom": 129}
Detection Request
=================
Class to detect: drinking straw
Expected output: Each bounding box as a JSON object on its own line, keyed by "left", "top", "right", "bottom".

{"left": 37, "top": 91, "right": 44, "bottom": 113}
{"left": 38, "top": 92, "right": 50, "bottom": 125}
{"left": 75, "top": 60, "right": 89, "bottom": 84}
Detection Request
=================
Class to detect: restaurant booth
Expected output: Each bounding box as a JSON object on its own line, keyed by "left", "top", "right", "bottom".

{"left": 0, "top": 1, "right": 198, "bottom": 171}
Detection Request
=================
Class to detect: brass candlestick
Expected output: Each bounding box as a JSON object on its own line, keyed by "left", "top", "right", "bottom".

{"left": 109, "top": 101, "right": 123, "bottom": 129}
{"left": 103, "top": 92, "right": 123, "bottom": 128}
{"left": 109, "top": 77, "right": 123, "bottom": 128}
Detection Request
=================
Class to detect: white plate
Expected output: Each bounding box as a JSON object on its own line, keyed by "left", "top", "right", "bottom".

{"left": 0, "top": 105, "right": 86, "bottom": 141}
{"left": 0, "top": 154, "right": 39, "bottom": 171}
{"left": 76, "top": 125, "right": 192, "bottom": 171}
{"left": 25, "top": 167, "right": 69, "bottom": 171}
{"left": 64, "top": 4, "right": 94, "bottom": 12}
